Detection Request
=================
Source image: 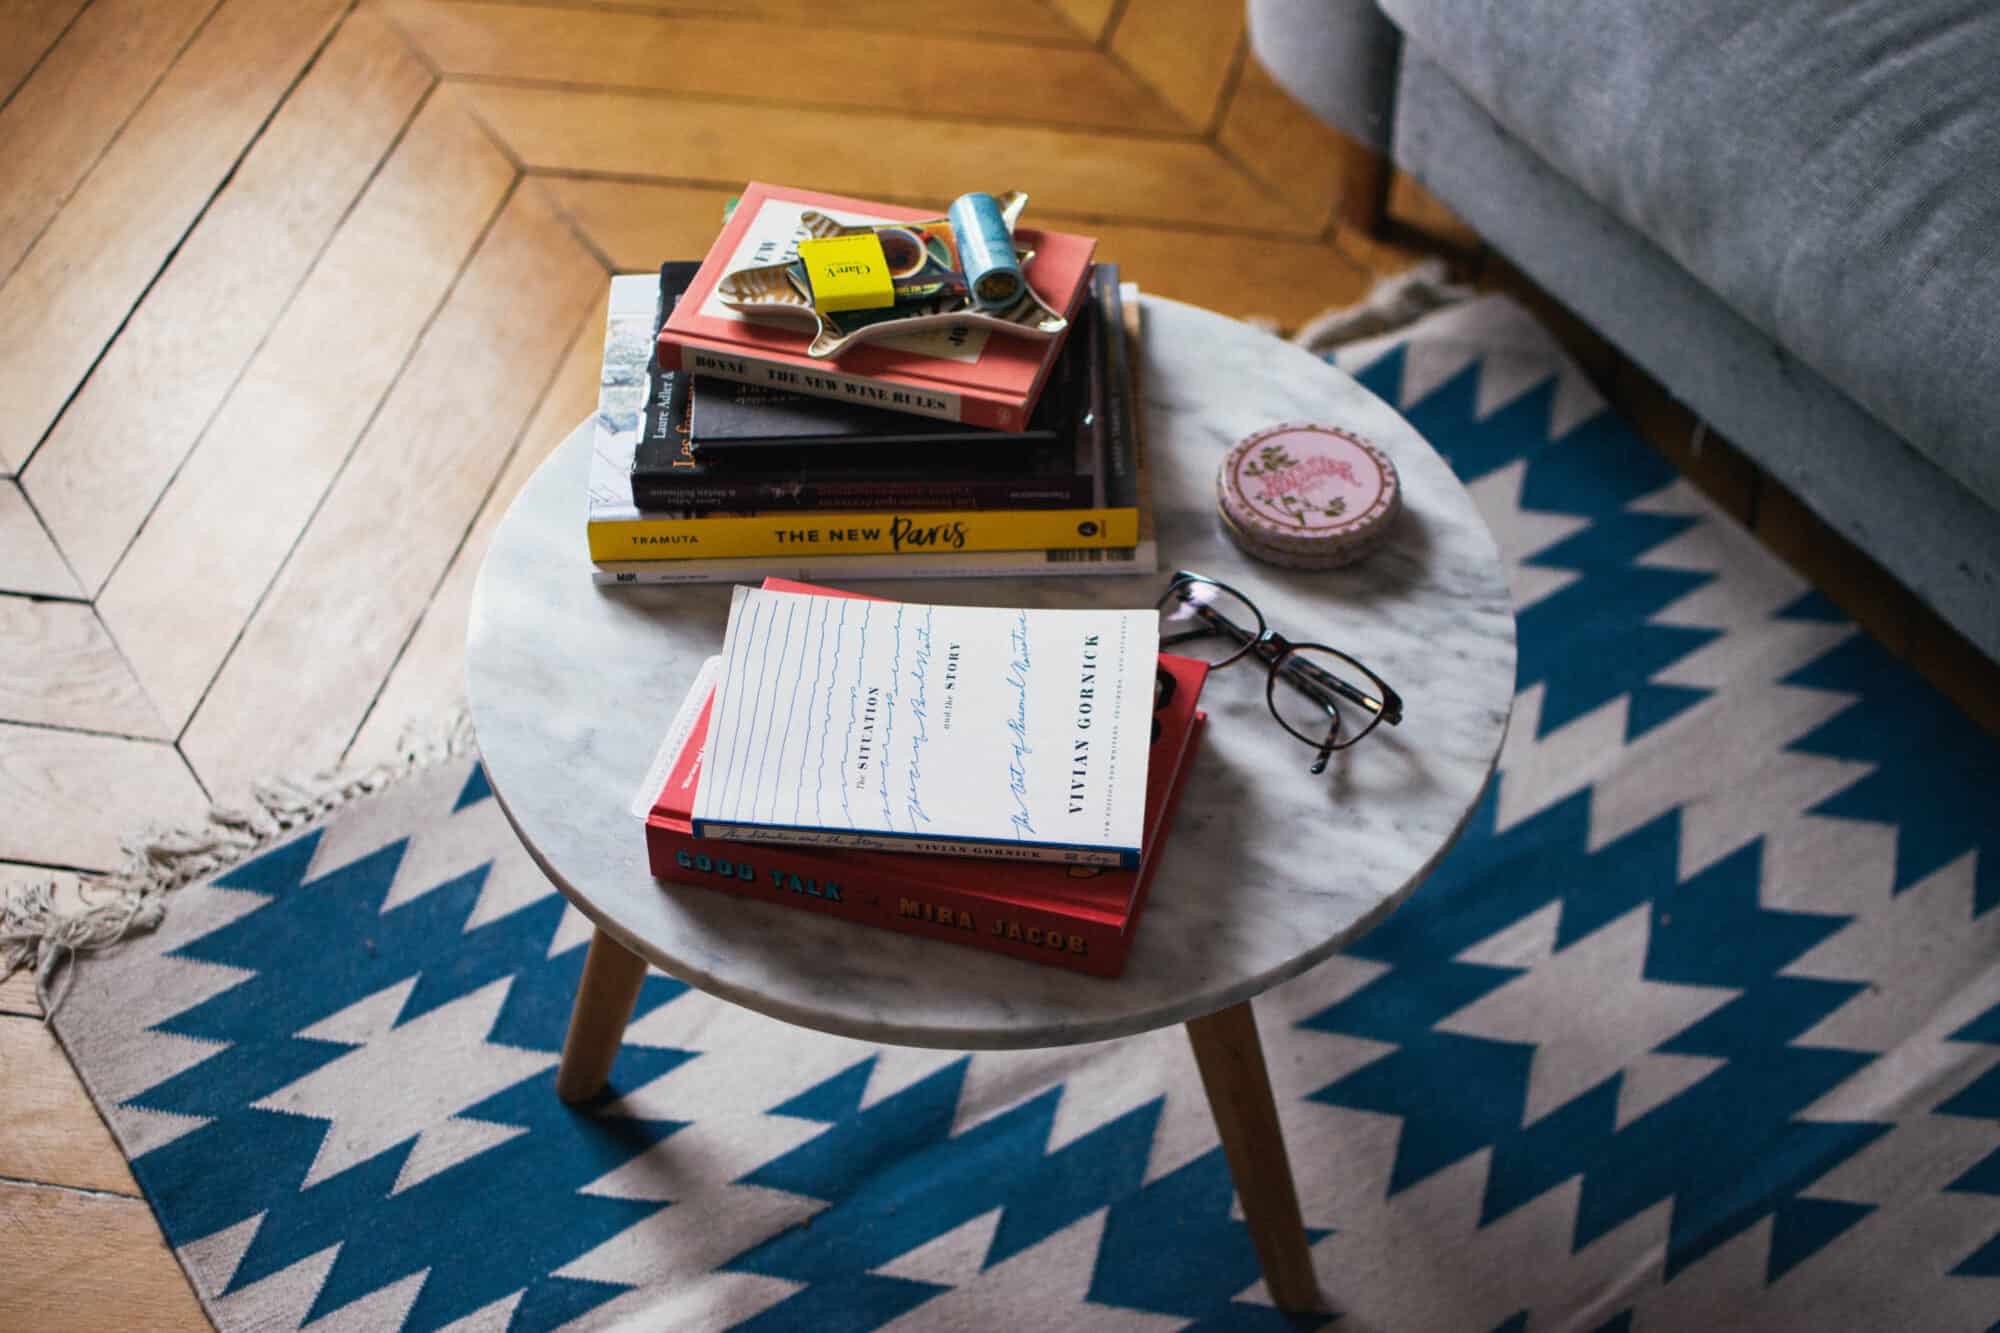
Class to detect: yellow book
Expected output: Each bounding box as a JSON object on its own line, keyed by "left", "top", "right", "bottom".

{"left": 586, "top": 505, "right": 1139, "bottom": 563}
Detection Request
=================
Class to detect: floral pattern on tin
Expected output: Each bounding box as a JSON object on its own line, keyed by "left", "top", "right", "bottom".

{"left": 1241, "top": 442, "right": 1350, "bottom": 527}
{"left": 1226, "top": 425, "right": 1392, "bottom": 536}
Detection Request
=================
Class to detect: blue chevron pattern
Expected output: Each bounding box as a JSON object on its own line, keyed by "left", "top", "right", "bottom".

{"left": 1357, "top": 350, "right": 1721, "bottom": 741}
{"left": 50, "top": 296, "right": 2000, "bottom": 1330}
{"left": 1778, "top": 611, "right": 2000, "bottom": 915}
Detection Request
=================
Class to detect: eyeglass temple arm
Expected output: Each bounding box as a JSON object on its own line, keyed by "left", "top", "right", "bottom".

{"left": 1272, "top": 651, "right": 1403, "bottom": 726}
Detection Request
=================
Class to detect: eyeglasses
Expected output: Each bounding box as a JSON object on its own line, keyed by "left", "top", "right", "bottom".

{"left": 1155, "top": 570, "right": 1403, "bottom": 773}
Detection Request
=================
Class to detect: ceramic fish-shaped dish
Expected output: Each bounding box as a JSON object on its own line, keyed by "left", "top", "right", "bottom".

{"left": 715, "top": 190, "right": 1070, "bottom": 359}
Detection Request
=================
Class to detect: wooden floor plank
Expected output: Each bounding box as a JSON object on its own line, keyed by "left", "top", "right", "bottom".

{"left": 484, "top": 0, "right": 1085, "bottom": 41}
{"left": 95, "top": 93, "right": 515, "bottom": 733}
{"left": 0, "top": 1017, "right": 138, "bottom": 1195}
{"left": 23, "top": 9, "right": 434, "bottom": 595}
{"left": 0, "top": 969, "right": 40, "bottom": 1017}
{"left": 0, "top": 1181, "right": 207, "bottom": 1332}
{"left": 0, "top": 0, "right": 215, "bottom": 286}
{"left": 1318, "top": 170, "right": 1485, "bottom": 285}
{"left": 390, "top": 2, "right": 1177, "bottom": 131}
{"left": 0, "top": 0, "right": 347, "bottom": 474}
{"left": 0, "top": 482, "right": 80, "bottom": 597}
{"left": 0, "top": 723, "right": 207, "bottom": 870}
{"left": 463, "top": 83, "right": 1307, "bottom": 234}
{"left": 347, "top": 281, "right": 607, "bottom": 769}
{"left": 1387, "top": 170, "right": 1486, "bottom": 255}
{"left": 182, "top": 184, "right": 602, "bottom": 802}
{"left": 0, "top": 597, "right": 169, "bottom": 739}
{"left": 1041, "top": 0, "right": 1119, "bottom": 42}
{"left": 1062, "top": 220, "right": 1372, "bottom": 328}
{"left": 0, "top": 0, "right": 92, "bottom": 104}
{"left": 543, "top": 175, "right": 741, "bottom": 267}
{"left": 1218, "top": 55, "right": 1349, "bottom": 234}
{"left": 541, "top": 175, "right": 1369, "bottom": 326}
{"left": 1108, "top": 0, "right": 1245, "bottom": 131}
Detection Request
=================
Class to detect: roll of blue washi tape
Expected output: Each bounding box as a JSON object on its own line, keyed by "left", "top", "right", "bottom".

{"left": 948, "top": 191, "right": 1025, "bottom": 310}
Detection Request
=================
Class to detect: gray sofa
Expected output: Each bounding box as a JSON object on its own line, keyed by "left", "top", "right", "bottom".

{"left": 1250, "top": 0, "right": 2000, "bottom": 661}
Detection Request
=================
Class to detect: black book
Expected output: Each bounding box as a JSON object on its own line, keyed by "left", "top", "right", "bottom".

{"left": 630, "top": 264, "right": 1114, "bottom": 515}
{"left": 683, "top": 336, "right": 1069, "bottom": 456}
{"left": 688, "top": 373, "right": 1066, "bottom": 455}
{"left": 1093, "top": 264, "right": 1139, "bottom": 511}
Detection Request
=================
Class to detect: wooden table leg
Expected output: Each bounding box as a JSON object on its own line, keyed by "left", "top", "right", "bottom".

{"left": 1185, "top": 999, "right": 1321, "bottom": 1312}
{"left": 555, "top": 926, "right": 649, "bottom": 1104}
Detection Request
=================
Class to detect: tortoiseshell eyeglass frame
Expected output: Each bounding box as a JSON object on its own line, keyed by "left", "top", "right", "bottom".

{"left": 1155, "top": 570, "right": 1403, "bottom": 774}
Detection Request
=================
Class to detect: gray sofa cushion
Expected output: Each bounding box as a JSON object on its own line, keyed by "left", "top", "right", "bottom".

{"left": 1247, "top": 0, "right": 1402, "bottom": 148}
{"left": 1377, "top": 0, "right": 2000, "bottom": 514}
{"left": 1394, "top": 50, "right": 2000, "bottom": 659}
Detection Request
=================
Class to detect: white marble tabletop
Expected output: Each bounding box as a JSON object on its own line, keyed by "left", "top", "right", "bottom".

{"left": 467, "top": 296, "right": 1515, "bottom": 1050}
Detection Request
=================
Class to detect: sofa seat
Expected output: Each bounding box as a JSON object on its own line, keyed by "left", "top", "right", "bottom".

{"left": 1378, "top": 0, "right": 2000, "bottom": 516}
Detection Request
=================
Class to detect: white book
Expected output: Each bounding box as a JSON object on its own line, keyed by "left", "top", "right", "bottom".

{"left": 689, "top": 586, "right": 1159, "bottom": 867}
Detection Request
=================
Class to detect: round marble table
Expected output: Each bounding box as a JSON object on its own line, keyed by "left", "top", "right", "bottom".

{"left": 468, "top": 296, "right": 1515, "bottom": 1309}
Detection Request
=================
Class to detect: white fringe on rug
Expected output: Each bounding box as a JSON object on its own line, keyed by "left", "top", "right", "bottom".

{"left": 1, "top": 711, "right": 477, "bottom": 1017}
{"left": 1288, "top": 257, "right": 1473, "bottom": 356}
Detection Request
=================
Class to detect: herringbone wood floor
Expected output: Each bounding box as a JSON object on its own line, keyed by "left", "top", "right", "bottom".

{"left": 2, "top": 3, "right": 1992, "bottom": 1327}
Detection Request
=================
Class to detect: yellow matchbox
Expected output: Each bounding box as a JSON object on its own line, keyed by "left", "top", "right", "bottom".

{"left": 797, "top": 234, "right": 895, "bottom": 313}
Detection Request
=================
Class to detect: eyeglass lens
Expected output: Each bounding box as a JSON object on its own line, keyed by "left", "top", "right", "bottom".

{"left": 1267, "top": 643, "right": 1391, "bottom": 752}
{"left": 1155, "top": 575, "right": 1265, "bottom": 669}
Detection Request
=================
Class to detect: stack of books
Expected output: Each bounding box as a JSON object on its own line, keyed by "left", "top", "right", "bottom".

{"left": 641, "top": 580, "right": 1207, "bottom": 976}
{"left": 586, "top": 181, "right": 1157, "bottom": 585}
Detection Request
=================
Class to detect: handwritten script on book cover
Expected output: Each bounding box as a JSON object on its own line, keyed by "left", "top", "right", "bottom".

{"left": 692, "top": 588, "right": 1158, "bottom": 859}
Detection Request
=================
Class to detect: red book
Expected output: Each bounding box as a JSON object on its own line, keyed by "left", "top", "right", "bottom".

{"left": 657, "top": 182, "right": 1097, "bottom": 431}
{"left": 645, "top": 580, "right": 1206, "bottom": 977}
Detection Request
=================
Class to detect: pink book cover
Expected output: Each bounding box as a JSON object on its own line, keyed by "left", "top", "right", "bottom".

{"left": 658, "top": 181, "right": 1097, "bottom": 430}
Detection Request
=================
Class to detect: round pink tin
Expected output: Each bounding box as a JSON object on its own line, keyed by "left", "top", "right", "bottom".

{"left": 1216, "top": 423, "right": 1401, "bottom": 569}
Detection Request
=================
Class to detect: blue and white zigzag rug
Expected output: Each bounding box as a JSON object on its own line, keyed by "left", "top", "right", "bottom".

{"left": 50, "top": 296, "right": 2000, "bottom": 1331}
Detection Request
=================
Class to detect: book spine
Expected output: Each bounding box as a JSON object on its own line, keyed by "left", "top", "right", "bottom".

{"left": 591, "top": 541, "right": 1156, "bottom": 585}
{"left": 632, "top": 365, "right": 689, "bottom": 479}
{"left": 1118, "top": 711, "right": 1204, "bottom": 941}
{"left": 686, "top": 431, "right": 1061, "bottom": 459}
{"left": 685, "top": 820, "right": 1137, "bottom": 870}
{"left": 659, "top": 338, "right": 1028, "bottom": 430}
{"left": 645, "top": 824, "right": 1127, "bottom": 976}
{"left": 629, "top": 265, "right": 702, "bottom": 483}
{"left": 629, "top": 473, "right": 1092, "bottom": 513}
{"left": 684, "top": 375, "right": 1065, "bottom": 459}
{"left": 1074, "top": 289, "right": 1108, "bottom": 509}
{"left": 587, "top": 504, "right": 1140, "bottom": 561}
{"left": 1096, "top": 268, "right": 1139, "bottom": 511}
